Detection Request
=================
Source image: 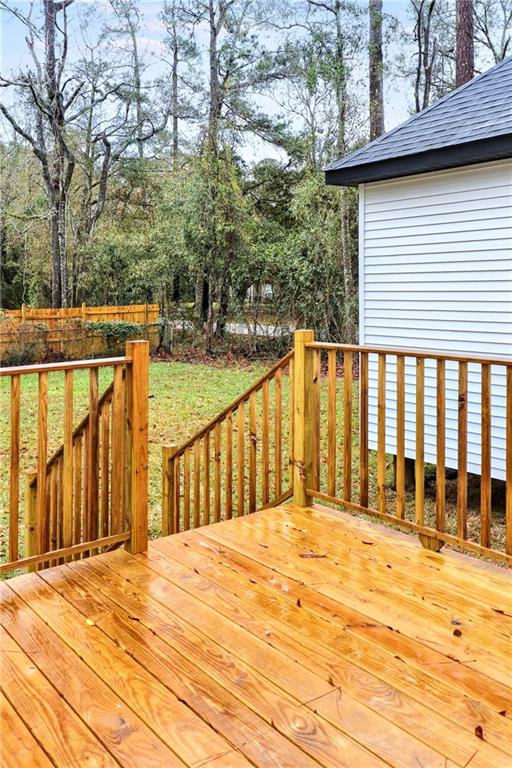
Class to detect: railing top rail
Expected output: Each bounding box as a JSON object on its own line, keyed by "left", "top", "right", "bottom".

{"left": 170, "top": 350, "right": 294, "bottom": 458}
{"left": 305, "top": 341, "right": 512, "bottom": 367}
{"left": 0, "top": 355, "right": 131, "bottom": 377}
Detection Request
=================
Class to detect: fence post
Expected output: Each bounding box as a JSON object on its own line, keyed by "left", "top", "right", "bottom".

{"left": 25, "top": 471, "right": 38, "bottom": 572}
{"left": 293, "top": 329, "right": 315, "bottom": 507}
{"left": 21, "top": 303, "right": 27, "bottom": 322}
{"left": 125, "top": 340, "right": 149, "bottom": 553}
{"left": 81, "top": 302, "right": 87, "bottom": 323}
{"left": 162, "top": 444, "right": 179, "bottom": 536}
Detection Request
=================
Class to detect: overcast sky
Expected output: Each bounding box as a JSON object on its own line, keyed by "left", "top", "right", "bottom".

{"left": 0, "top": 1, "right": 435, "bottom": 162}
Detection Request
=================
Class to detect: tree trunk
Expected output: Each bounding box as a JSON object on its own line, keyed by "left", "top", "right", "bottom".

{"left": 369, "top": 0, "right": 384, "bottom": 140}
{"left": 456, "top": 0, "right": 474, "bottom": 86}
{"left": 49, "top": 199, "right": 61, "bottom": 308}
{"left": 171, "top": 33, "right": 179, "bottom": 164}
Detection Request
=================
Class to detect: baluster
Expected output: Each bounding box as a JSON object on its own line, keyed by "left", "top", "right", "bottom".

{"left": 327, "top": 350, "right": 337, "bottom": 498}
{"left": 396, "top": 355, "right": 406, "bottom": 518}
{"left": 480, "top": 364, "right": 492, "bottom": 548}
{"left": 415, "top": 358, "right": 425, "bottom": 525}
{"left": 506, "top": 366, "right": 512, "bottom": 555}
{"left": 100, "top": 399, "right": 110, "bottom": 538}
{"left": 457, "top": 362, "right": 468, "bottom": 539}
{"left": 377, "top": 354, "right": 386, "bottom": 514}
{"left": 37, "top": 372, "right": 48, "bottom": 560}
{"left": 359, "top": 351, "right": 369, "bottom": 508}
{"left": 194, "top": 439, "right": 201, "bottom": 529}
{"left": 25, "top": 471, "right": 38, "bottom": 572}
{"left": 87, "top": 368, "right": 99, "bottom": 541}
{"left": 226, "top": 413, "right": 233, "bottom": 519}
{"left": 183, "top": 448, "right": 191, "bottom": 531}
{"left": 288, "top": 357, "right": 294, "bottom": 491}
{"left": 203, "top": 431, "right": 211, "bottom": 525}
{"left": 83, "top": 423, "right": 90, "bottom": 542}
{"left": 49, "top": 464, "right": 58, "bottom": 565}
{"left": 311, "top": 349, "right": 321, "bottom": 491}
{"left": 73, "top": 433, "right": 83, "bottom": 559}
{"left": 175, "top": 454, "right": 181, "bottom": 533}
{"left": 161, "top": 444, "right": 177, "bottom": 535}
{"left": 261, "top": 381, "right": 270, "bottom": 506}
{"left": 249, "top": 391, "right": 257, "bottom": 512}
{"left": 9, "top": 374, "right": 20, "bottom": 562}
{"left": 274, "top": 368, "right": 283, "bottom": 499}
{"left": 343, "top": 351, "right": 353, "bottom": 502}
{"left": 436, "top": 360, "right": 446, "bottom": 531}
{"left": 110, "top": 365, "right": 125, "bottom": 534}
{"left": 62, "top": 369, "right": 73, "bottom": 553}
{"left": 214, "top": 423, "right": 222, "bottom": 522}
{"left": 237, "top": 403, "right": 245, "bottom": 517}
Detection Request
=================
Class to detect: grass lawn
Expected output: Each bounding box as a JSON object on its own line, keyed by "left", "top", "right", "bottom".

{"left": 0, "top": 360, "right": 268, "bottom": 560}
{"left": 1, "top": 357, "right": 507, "bottom": 563}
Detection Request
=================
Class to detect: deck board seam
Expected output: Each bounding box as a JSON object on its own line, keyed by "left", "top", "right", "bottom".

{"left": 195, "top": 521, "right": 512, "bottom": 716}
{"left": 0, "top": 613, "right": 126, "bottom": 768}
{"left": 146, "top": 534, "right": 512, "bottom": 763}
{"left": 76, "top": 553, "right": 404, "bottom": 768}
{"left": 4, "top": 574, "right": 195, "bottom": 768}
{"left": 199, "top": 515, "right": 512, "bottom": 689}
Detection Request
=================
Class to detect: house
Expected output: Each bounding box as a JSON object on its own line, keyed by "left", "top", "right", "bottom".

{"left": 325, "top": 57, "right": 512, "bottom": 481}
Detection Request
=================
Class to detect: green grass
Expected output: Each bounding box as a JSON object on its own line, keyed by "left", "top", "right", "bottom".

{"left": 1, "top": 358, "right": 507, "bottom": 565}
{"left": 0, "top": 360, "right": 268, "bottom": 561}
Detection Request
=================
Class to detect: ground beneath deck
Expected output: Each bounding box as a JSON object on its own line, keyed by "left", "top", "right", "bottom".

{"left": 1, "top": 505, "right": 511, "bottom": 768}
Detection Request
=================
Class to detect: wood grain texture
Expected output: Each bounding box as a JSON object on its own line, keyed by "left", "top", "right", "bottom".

{"left": 2, "top": 504, "right": 510, "bottom": 768}
{"left": 8, "top": 375, "right": 20, "bottom": 562}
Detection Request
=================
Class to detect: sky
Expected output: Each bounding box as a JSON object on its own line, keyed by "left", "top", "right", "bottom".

{"left": 0, "top": 1, "right": 429, "bottom": 163}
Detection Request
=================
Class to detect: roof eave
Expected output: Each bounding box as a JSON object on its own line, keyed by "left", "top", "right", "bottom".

{"left": 325, "top": 133, "right": 512, "bottom": 186}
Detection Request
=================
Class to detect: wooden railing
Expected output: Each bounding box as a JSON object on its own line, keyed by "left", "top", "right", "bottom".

{"left": 1, "top": 340, "right": 149, "bottom": 575}
{"left": 161, "top": 352, "right": 294, "bottom": 535}
{"left": 293, "top": 331, "right": 512, "bottom": 565}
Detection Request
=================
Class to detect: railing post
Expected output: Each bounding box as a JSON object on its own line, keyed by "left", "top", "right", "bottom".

{"left": 25, "top": 471, "right": 38, "bottom": 572}
{"left": 162, "top": 444, "right": 179, "bottom": 536}
{"left": 293, "top": 329, "right": 315, "bottom": 507}
{"left": 125, "top": 340, "right": 149, "bottom": 553}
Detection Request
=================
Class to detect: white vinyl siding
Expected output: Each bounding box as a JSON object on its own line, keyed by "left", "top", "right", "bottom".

{"left": 360, "top": 160, "right": 512, "bottom": 480}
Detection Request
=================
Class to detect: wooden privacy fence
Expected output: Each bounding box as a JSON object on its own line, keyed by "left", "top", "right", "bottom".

{"left": 293, "top": 331, "right": 512, "bottom": 565}
{"left": 161, "top": 352, "right": 294, "bottom": 535}
{"left": 1, "top": 340, "right": 149, "bottom": 575}
{"left": 4, "top": 302, "right": 159, "bottom": 325}
{"left": 0, "top": 321, "right": 160, "bottom": 363}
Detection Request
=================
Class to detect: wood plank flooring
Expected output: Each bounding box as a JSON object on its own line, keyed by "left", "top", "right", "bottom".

{"left": 1, "top": 503, "right": 511, "bottom": 768}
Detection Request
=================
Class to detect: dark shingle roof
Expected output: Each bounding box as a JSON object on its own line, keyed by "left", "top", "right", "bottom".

{"left": 325, "top": 56, "right": 512, "bottom": 185}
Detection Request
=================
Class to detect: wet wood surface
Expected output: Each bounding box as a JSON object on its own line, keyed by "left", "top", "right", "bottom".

{"left": 1, "top": 503, "right": 511, "bottom": 767}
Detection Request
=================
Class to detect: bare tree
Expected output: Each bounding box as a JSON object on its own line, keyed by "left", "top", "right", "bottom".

{"left": 369, "top": 0, "right": 384, "bottom": 140}
{"left": 456, "top": 0, "right": 475, "bottom": 84}
{"left": 474, "top": 0, "right": 512, "bottom": 62}
{"left": 0, "top": 1, "right": 169, "bottom": 306}
{"left": 0, "top": 0, "right": 79, "bottom": 306}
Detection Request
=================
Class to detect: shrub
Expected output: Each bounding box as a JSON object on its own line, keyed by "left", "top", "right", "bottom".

{"left": 83, "top": 320, "right": 145, "bottom": 356}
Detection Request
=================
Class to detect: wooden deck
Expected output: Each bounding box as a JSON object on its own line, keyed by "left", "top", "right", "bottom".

{"left": 1, "top": 504, "right": 511, "bottom": 768}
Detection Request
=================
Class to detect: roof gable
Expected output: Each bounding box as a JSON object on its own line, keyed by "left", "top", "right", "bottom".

{"left": 325, "top": 56, "right": 512, "bottom": 185}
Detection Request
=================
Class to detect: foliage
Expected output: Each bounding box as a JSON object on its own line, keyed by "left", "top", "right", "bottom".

{"left": 1, "top": 0, "right": 509, "bottom": 344}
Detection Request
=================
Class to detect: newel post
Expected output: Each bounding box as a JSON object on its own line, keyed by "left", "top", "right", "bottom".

{"left": 125, "top": 340, "right": 149, "bottom": 553}
{"left": 293, "top": 329, "right": 315, "bottom": 507}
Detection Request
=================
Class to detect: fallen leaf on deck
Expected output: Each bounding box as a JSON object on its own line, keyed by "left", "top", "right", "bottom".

{"left": 299, "top": 552, "right": 327, "bottom": 558}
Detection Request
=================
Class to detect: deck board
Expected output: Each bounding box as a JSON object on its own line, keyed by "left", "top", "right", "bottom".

{"left": 1, "top": 503, "right": 511, "bottom": 768}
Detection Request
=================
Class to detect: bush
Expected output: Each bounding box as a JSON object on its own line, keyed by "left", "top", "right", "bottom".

{"left": 83, "top": 320, "right": 145, "bottom": 356}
